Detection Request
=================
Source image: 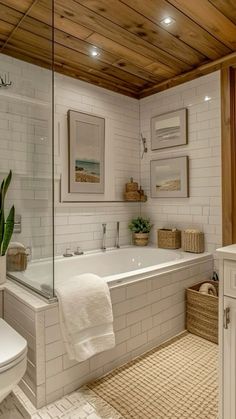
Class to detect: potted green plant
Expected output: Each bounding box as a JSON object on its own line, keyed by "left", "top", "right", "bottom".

{"left": 128, "top": 216, "right": 152, "bottom": 246}
{"left": 0, "top": 171, "right": 15, "bottom": 284}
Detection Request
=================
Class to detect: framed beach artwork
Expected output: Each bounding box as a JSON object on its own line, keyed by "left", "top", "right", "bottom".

{"left": 68, "top": 110, "right": 105, "bottom": 194}
{"left": 151, "top": 108, "right": 187, "bottom": 150}
{"left": 150, "top": 156, "right": 189, "bottom": 198}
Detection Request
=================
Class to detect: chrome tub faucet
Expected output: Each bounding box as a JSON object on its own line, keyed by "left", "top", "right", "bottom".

{"left": 115, "top": 221, "right": 120, "bottom": 248}
{"left": 102, "top": 223, "right": 107, "bottom": 251}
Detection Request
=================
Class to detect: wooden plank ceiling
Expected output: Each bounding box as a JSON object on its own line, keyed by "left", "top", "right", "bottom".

{"left": 0, "top": 0, "right": 236, "bottom": 98}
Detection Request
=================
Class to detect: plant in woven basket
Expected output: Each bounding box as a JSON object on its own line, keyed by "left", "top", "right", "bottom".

{"left": 0, "top": 171, "right": 15, "bottom": 284}
{"left": 128, "top": 217, "right": 152, "bottom": 246}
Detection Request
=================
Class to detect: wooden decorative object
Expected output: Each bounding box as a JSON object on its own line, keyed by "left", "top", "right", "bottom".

{"left": 182, "top": 229, "right": 204, "bottom": 253}
{"left": 157, "top": 229, "right": 181, "bottom": 249}
{"left": 186, "top": 280, "right": 218, "bottom": 344}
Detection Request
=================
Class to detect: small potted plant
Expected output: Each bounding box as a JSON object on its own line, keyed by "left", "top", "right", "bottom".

{"left": 0, "top": 171, "right": 15, "bottom": 284}
{"left": 128, "top": 216, "right": 152, "bottom": 246}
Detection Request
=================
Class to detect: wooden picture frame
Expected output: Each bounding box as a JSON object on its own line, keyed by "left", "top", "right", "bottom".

{"left": 68, "top": 110, "right": 105, "bottom": 194}
{"left": 150, "top": 156, "right": 189, "bottom": 198}
{"left": 151, "top": 108, "right": 187, "bottom": 150}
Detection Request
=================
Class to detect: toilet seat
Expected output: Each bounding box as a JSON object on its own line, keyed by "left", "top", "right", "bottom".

{"left": 0, "top": 319, "right": 27, "bottom": 372}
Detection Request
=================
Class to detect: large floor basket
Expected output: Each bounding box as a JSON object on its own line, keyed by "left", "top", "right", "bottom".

{"left": 186, "top": 280, "right": 219, "bottom": 344}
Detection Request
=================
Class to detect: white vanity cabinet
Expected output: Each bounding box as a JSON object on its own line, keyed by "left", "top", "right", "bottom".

{"left": 217, "top": 245, "right": 236, "bottom": 419}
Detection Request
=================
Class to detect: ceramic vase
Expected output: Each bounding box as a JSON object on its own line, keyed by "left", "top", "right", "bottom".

{"left": 0, "top": 255, "right": 6, "bottom": 284}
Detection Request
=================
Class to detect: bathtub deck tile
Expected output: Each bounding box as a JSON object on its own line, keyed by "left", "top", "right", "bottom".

{"left": 45, "top": 308, "right": 60, "bottom": 328}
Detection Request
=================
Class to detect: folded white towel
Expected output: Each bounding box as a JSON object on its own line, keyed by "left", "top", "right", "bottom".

{"left": 56, "top": 273, "right": 115, "bottom": 362}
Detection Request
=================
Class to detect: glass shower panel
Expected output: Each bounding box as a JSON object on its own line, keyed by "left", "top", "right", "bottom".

{"left": 0, "top": 1, "right": 54, "bottom": 299}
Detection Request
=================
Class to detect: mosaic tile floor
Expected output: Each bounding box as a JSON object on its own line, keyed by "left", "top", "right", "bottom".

{"left": 0, "top": 386, "right": 121, "bottom": 419}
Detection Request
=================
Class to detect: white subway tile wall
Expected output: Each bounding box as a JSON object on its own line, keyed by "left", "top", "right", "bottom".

{"left": 4, "top": 258, "right": 213, "bottom": 407}
{"left": 0, "top": 54, "right": 53, "bottom": 262}
{"left": 140, "top": 71, "right": 222, "bottom": 254}
{"left": 0, "top": 54, "right": 140, "bottom": 260}
{"left": 0, "top": 55, "right": 222, "bottom": 259}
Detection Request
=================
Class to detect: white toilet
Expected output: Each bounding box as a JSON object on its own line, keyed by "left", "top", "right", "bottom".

{"left": 0, "top": 318, "right": 27, "bottom": 403}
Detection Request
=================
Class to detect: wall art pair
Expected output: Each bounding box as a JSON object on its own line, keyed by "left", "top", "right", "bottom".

{"left": 150, "top": 108, "right": 189, "bottom": 198}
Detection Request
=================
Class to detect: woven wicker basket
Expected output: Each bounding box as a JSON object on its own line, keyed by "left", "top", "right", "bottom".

{"left": 157, "top": 229, "right": 181, "bottom": 249}
{"left": 186, "top": 280, "right": 218, "bottom": 344}
{"left": 126, "top": 178, "right": 138, "bottom": 192}
{"left": 7, "top": 253, "right": 27, "bottom": 272}
{"left": 124, "top": 191, "right": 140, "bottom": 201}
{"left": 182, "top": 229, "right": 204, "bottom": 253}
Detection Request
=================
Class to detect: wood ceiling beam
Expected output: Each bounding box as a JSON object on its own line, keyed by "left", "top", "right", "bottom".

{"left": 140, "top": 51, "right": 236, "bottom": 98}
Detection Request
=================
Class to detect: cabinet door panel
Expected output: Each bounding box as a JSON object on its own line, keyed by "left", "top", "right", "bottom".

{"left": 224, "top": 261, "right": 236, "bottom": 298}
{"left": 223, "top": 296, "right": 236, "bottom": 419}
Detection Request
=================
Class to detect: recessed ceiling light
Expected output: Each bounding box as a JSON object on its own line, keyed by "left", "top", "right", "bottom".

{"left": 160, "top": 16, "right": 175, "bottom": 26}
{"left": 204, "top": 95, "right": 211, "bottom": 101}
{"left": 90, "top": 47, "right": 100, "bottom": 57}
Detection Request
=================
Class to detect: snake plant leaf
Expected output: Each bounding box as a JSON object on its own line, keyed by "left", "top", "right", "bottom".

{"left": 1, "top": 205, "right": 15, "bottom": 256}
{"left": 0, "top": 208, "right": 4, "bottom": 245}
{"left": 0, "top": 179, "right": 4, "bottom": 210}
{"left": 1, "top": 170, "right": 12, "bottom": 200}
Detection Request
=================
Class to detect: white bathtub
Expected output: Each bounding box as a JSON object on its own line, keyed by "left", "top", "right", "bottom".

{"left": 8, "top": 246, "right": 213, "bottom": 297}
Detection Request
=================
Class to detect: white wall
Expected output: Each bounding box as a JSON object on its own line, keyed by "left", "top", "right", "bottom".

{"left": 0, "top": 54, "right": 140, "bottom": 259}
{"left": 0, "top": 53, "right": 222, "bottom": 259}
{"left": 53, "top": 73, "right": 140, "bottom": 256}
{"left": 140, "top": 72, "right": 222, "bottom": 254}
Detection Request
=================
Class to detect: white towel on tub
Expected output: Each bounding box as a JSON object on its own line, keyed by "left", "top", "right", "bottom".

{"left": 55, "top": 273, "right": 115, "bottom": 362}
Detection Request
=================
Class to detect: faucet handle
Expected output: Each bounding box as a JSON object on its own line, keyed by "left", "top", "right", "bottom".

{"left": 74, "top": 247, "right": 84, "bottom": 256}
{"left": 25, "top": 246, "right": 32, "bottom": 262}
{"left": 63, "top": 248, "right": 73, "bottom": 257}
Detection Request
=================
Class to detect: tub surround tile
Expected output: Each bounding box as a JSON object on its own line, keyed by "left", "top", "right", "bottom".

{"left": 3, "top": 257, "right": 213, "bottom": 408}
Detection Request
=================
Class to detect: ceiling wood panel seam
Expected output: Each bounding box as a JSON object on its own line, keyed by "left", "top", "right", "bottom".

{"left": 0, "top": 0, "right": 40, "bottom": 52}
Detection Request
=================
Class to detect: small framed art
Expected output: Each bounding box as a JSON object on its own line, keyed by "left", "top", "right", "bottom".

{"left": 150, "top": 156, "right": 189, "bottom": 198}
{"left": 151, "top": 108, "right": 187, "bottom": 150}
{"left": 68, "top": 110, "right": 105, "bottom": 194}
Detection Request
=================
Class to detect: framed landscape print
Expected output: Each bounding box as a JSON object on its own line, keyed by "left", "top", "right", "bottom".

{"left": 151, "top": 108, "right": 187, "bottom": 150}
{"left": 150, "top": 156, "right": 189, "bottom": 198}
{"left": 68, "top": 110, "right": 105, "bottom": 194}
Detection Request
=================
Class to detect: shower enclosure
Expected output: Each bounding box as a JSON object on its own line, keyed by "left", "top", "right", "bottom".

{"left": 0, "top": 1, "right": 55, "bottom": 299}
